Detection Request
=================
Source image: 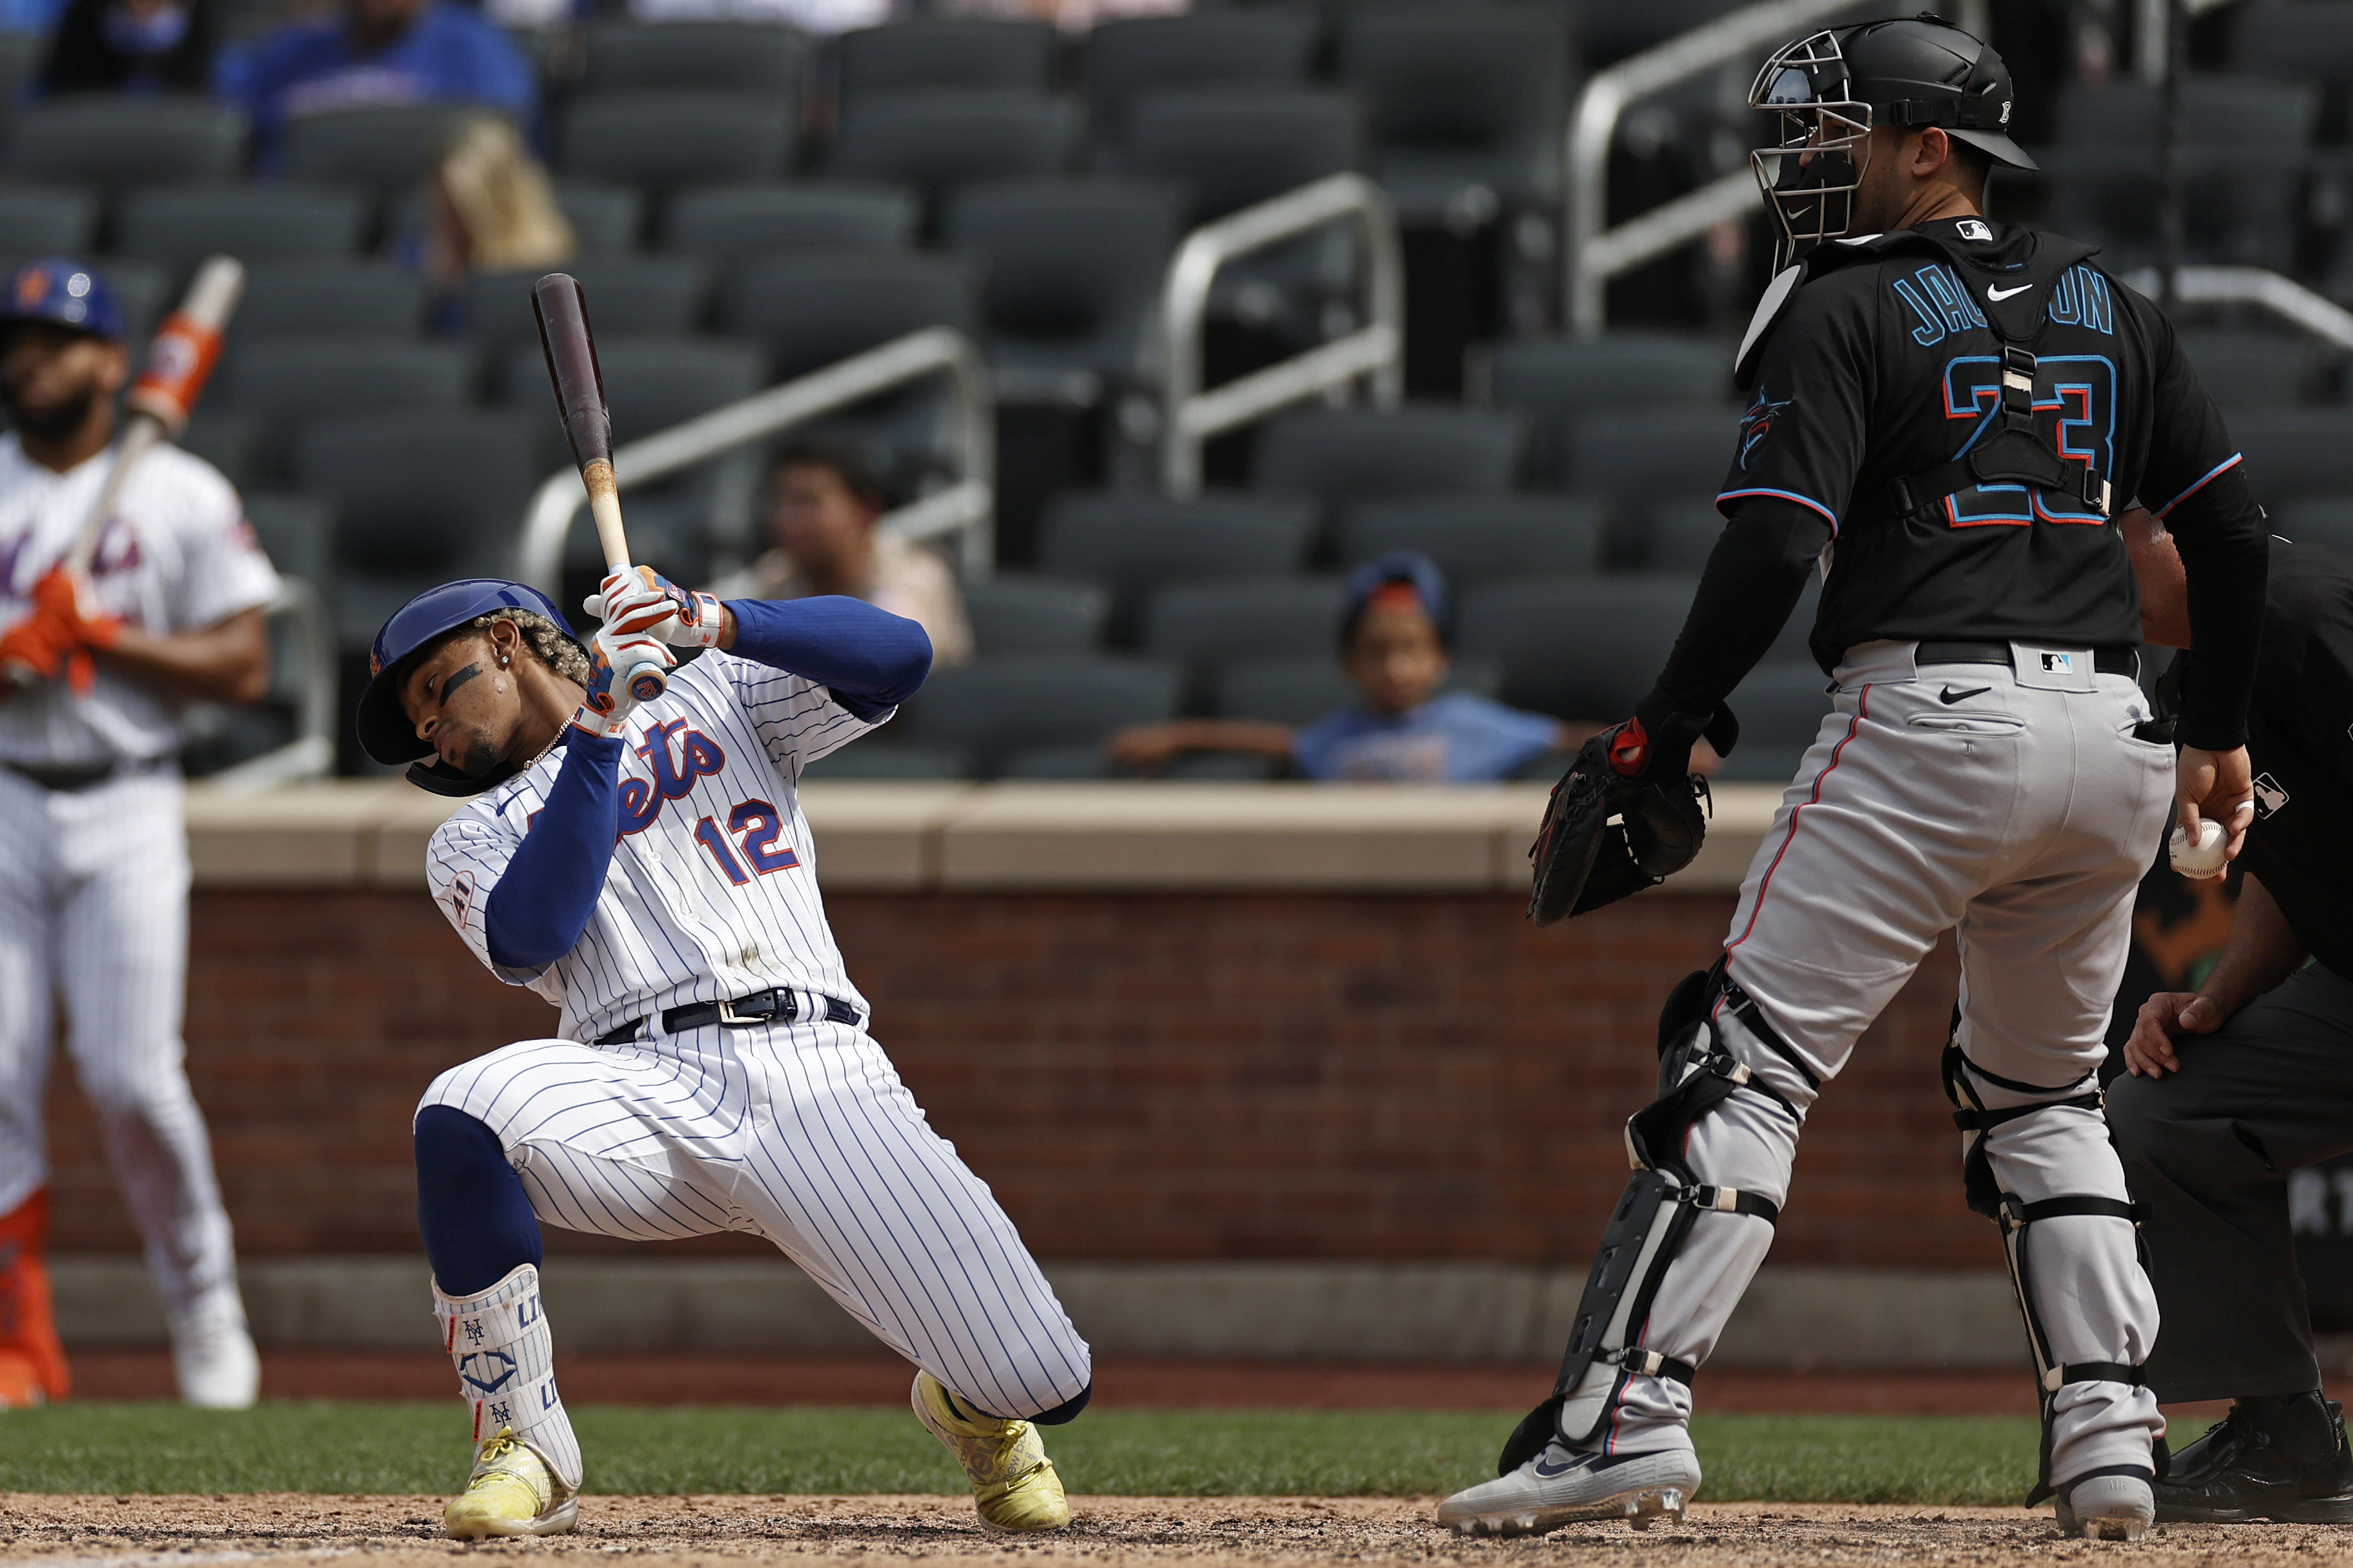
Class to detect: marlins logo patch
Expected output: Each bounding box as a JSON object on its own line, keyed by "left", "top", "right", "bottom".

{"left": 1737, "top": 386, "right": 1792, "bottom": 470}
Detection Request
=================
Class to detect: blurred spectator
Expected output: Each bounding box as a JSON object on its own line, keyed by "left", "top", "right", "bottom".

{"left": 1109, "top": 553, "right": 1577, "bottom": 784}
{"left": 939, "top": 0, "right": 1182, "bottom": 28}
{"left": 216, "top": 0, "right": 535, "bottom": 168}
{"left": 41, "top": 0, "right": 214, "bottom": 93}
{"left": 706, "top": 435, "right": 975, "bottom": 668}
{"left": 424, "top": 112, "right": 571, "bottom": 292}
{"left": 628, "top": 0, "right": 887, "bottom": 28}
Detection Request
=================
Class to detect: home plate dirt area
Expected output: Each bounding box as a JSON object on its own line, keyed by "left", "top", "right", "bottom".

{"left": 0, "top": 1497, "right": 2344, "bottom": 1568}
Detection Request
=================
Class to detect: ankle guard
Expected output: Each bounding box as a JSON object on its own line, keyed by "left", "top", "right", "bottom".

{"left": 435, "top": 1263, "right": 582, "bottom": 1489}
{"left": 1500, "top": 964, "right": 1799, "bottom": 1474}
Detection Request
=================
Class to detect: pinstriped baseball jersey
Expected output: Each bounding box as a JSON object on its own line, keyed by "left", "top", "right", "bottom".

{"left": 425, "top": 647, "right": 876, "bottom": 1042}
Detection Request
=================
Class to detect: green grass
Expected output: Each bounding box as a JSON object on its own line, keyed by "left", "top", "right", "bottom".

{"left": 0, "top": 1404, "right": 2066, "bottom": 1505}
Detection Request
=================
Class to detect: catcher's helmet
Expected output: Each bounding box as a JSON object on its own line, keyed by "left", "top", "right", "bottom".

{"left": 357, "top": 577, "right": 582, "bottom": 795}
{"left": 1750, "top": 14, "right": 2034, "bottom": 271}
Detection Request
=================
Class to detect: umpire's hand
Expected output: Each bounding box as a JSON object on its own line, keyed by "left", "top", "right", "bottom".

{"left": 2123, "top": 991, "right": 2228, "bottom": 1078}
{"left": 2177, "top": 743, "right": 2256, "bottom": 869}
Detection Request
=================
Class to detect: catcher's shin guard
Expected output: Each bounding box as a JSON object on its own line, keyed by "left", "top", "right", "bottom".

{"left": 1500, "top": 967, "right": 1799, "bottom": 1472}
{"left": 1942, "top": 1032, "right": 2162, "bottom": 1503}
{"left": 0, "top": 1187, "right": 68, "bottom": 1407}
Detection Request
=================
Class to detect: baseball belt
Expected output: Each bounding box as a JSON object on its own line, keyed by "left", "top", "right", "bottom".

{"left": 1914, "top": 641, "right": 2137, "bottom": 677}
{"left": 593, "top": 987, "right": 861, "bottom": 1046}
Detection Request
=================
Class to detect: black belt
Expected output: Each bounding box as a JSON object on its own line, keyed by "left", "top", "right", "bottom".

{"left": 0, "top": 756, "right": 160, "bottom": 792}
{"left": 1914, "top": 641, "right": 2137, "bottom": 677}
{"left": 594, "top": 988, "right": 861, "bottom": 1046}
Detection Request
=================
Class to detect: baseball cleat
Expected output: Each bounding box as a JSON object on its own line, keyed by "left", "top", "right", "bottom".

{"left": 444, "top": 1427, "right": 579, "bottom": 1539}
{"left": 169, "top": 1292, "right": 258, "bottom": 1410}
{"left": 911, "top": 1370, "right": 1071, "bottom": 1532}
{"left": 2151, "top": 1395, "right": 2353, "bottom": 1523}
{"left": 2055, "top": 1473, "right": 2154, "bottom": 1541}
{"left": 1436, "top": 1442, "right": 1699, "bottom": 1537}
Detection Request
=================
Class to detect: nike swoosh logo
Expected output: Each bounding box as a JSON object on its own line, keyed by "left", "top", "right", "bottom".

{"left": 1939, "top": 685, "right": 1993, "bottom": 705}
{"left": 1987, "top": 284, "right": 2034, "bottom": 300}
{"left": 1532, "top": 1458, "right": 1584, "bottom": 1478}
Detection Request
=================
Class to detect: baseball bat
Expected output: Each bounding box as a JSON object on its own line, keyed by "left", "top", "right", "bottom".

{"left": 530, "top": 272, "right": 666, "bottom": 705}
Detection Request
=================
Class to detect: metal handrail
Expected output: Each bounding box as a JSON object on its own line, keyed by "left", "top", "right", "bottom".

{"left": 201, "top": 575, "right": 337, "bottom": 793}
{"left": 517, "top": 327, "right": 994, "bottom": 595}
{"left": 1563, "top": 0, "right": 1987, "bottom": 339}
{"left": 1160, "top": 172, "right": 1404, "bottom": 495}
{"left": 2123, "top": 265, "right": 2353, "bottom": 352}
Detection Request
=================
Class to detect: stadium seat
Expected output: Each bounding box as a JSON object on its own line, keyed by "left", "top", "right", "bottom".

{"left": 554, "top": 181, "right": 647, "bottom": 252}
{"left": 962, "top": 573, "right": 1110, "bottom": 655}
{"left": 717, "top": 251, "right": 976, "bottom": 379}
{"left": 466, "top": 256, "right": 710, "bottom": 356}
{"left": 663, "top": 181, "right": 918, "bottom": 259}
{"left": 242, "top": 491, "right": 338, "bottom": 595}
{"left": 942, "top": 178, "right": 1182, "bottom": 393}
{"left": 293, "top": 409, "right": 537, "bottom": 647}
{"left": 1457, "top": 575, "right": 1699, "bottom": 721}
{"left": 282, "top": 103, "right": 477, "bottom": 201}
{"left": 1339, "top": 494, "right": 1603, "bottom": 583}
{"left": 235, "top": 259, "right": 428, "bottom": 336}
{"left": 1123, "top": 87, "right": 1363, "bottom": 223}
{"left": 2275, "top": 495, "right": 2353, "bottom": 555}
{"left": 0, "top": 185, "right": 96, "bottom": 256}
{"left": 1644, "top": 497, "right": 1725, "bottom": 575}
{"left": 1336, "top": 6, "right": 1568, "bottom": 218}
{"left": 1719, "top": 663, "right": 1834, "bottom": 784}
{"left": 1037, "top": 492, "right": 1314, "bottom": 641}
{"left": 2232, "top": 3, "right": 2353, "bottom": 94}
{"left": 2175, "top": 328, "right": 2330, "bottom": 413}
{"left": 8, "top": 97, "right": 245, "bottom": 193}
{"left": 900, "top": 654, "right": 1179, "bottom": 778}
{"left": 1143, "top": 575, "right": 1347, "bottom": 707}
{"left": 1254, "top": 406, "right": 1524, "bottom": 523}
{"left": 1084, "top": 12, "right": 1318, "bottom": 153}
{"left": 825, "top": 92, "right": 1076, "bottom": 216}
{"left": 1562, "top": 404, "right": 1734, "bottom": 516}
{"left": 497, "top": 333, "right": 764, "bottom": 455}
{"left": 560, "top": 92, "right": 796, "bottom": 196}
{"left": 226, "top": 337, "right": 476, "bottom": 482}
{"left": 836, "top": 18, "right": 1057, "bottom": 99}
{"left": 581, "top": 21, "right": 806, "bottom": 96}
{"left": 115, "top": 183, "right": 367, "bottom": 267}
{"left": 2221, "top": 411, "right": 2353, "bottom": 506}
{"left": 1213, "top": 653, "right": 1506, "bottom": 727}
{"left": 1580, "top": 0, "right": 1745, "bottom": 69}
{"left": 1488, "top": 333, "right": 1732, "bottom": 487}
{"left": 178, "top": 410, "right": 254, "bottom": 489}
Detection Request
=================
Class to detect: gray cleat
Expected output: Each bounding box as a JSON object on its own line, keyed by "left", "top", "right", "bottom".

{"left": 2056, "top": 1473, "right": 2155, "bottom": 1541}
{"left": 1436, "top": 1441, "right": 1700, "bottom": 1537}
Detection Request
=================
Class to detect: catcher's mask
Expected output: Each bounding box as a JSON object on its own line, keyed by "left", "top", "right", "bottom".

{"left": 1750, "top": 14, "right": 2037, "bottom": 272}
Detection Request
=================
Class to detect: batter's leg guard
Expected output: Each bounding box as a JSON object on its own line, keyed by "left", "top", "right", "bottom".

{"left": 435, "top": 1263, "right": 582, "bottom": 1491}
{"left": 1500, "top": 965, "right": 1807, "bottom": 1472}
{"left": 1943, "top": 1031, "right": 2163, "bottom": 1505}
{"left": 0, "top": 1186, "right": 68, "bottom": 1406}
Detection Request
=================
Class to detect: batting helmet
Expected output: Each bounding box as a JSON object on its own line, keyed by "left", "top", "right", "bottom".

{"left": 0, "top": 258, "right": 123, "bottom": 342}
{"left": 1750, "top": 14, "right": 2034, "bottom": 271}
{"left": 357, "top": 577, "right": 583, "bottom": 796}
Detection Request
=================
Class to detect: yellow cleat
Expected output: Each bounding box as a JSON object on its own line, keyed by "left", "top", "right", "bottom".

{"left": 444, "top": 1427, "right": 579, "bottom": 1540}
{"left": 911, "top": 1370, "right": 1072, "bottom": 1533}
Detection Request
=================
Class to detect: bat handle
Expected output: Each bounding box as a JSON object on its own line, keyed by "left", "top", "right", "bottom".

{"left": 581, "top": 463, "right": 667, "bottom": 703}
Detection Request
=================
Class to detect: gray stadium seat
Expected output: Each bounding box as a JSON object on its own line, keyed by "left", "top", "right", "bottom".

{"left": 1213, "top": 653, "right": 1508, "bottom": 727}
{"left": 943, "top": 178, "right": 1181, "bottom": 391}
{"left": 282, "top": 103, "right": 476, "bottom": 201}
{"left": 1580, "top": 0, "right": 1745, "bottom": 68}
{"left": 8, "top": 97, "right": 245, "bottom": 193}
{"left": 0, "top": 185, "right": 97, "bottom": 256}
{"left": 717, "top": 251, "right": 975, "bottom": 379}
{"left": 1337, "top": 7, "right": 1568, "bottom": 217}
{"left": 1489, "top": 333, "right": 1732, "bottom": 487}
{"left": 115, "top": 183, "right": 366, "bottom": 267}
{"left": 466, "top": 256, "right": 710, "bottom": 356}
{"left": 2232, "top": 3, "right": 2353, "bottom": 91}
{"left": 2175, "top": 328, "right": 2331, "bottom": 413}
{"left": 1143, "top": 575, "right": 1347, "bottom": 706}
{"left": 1037, "top": 492, "right": 1314, "bottom": 641}
{"left": 1123, "top": 87, "right": 1363, "bottom": 223}
{"left": 825, "top": 92, "right": 1075, "bottom": 213}
{"left": 1644, "top": 497, "right": 1726, "bottom": 575}
{"left": 227, "top": 336, "right": 476, "bottom": 482}
{"left": 581, "top": 21, "right": 805, "bottom": 96}
{"left": 234, "top": 259, "right": 428, "bottom": 336}
{"left": 1562, "top": 404, "right": 1734, "bottom": 513}
{"left": 1254, "top": 406, "right": 1524, "bottom": 520}
{"left": 1458, "top": 575, "right": 1700, "bottom": 721}
{"left": 241, "top": 491, "right": 337, "bottom": 594}
{"left": 1340, "top": 494, "right": 1603, "bottom": 583}
{"left": 663, "top": 181, "right": 918, "bottom": 259}
{"left": 498, "top": 333, "right": 764, "bottom": 454}
{"left": 1085, "top": 12, "right": 1318, "bottom": 152}
{"left": 962, "top": 574, "right": 1109, "bottom": 655}
{"left": 836, "top": 18, "right": 1057, "bottom": 99}
{"left": 2275, "top": 495, "right": 2353, "bottom": 555}
{"left": 1719, "top": 664, "right": 1834, "bottom": 784}
{"left": 555, "top": 181, "right": 647, "bottom": 252}
{"left": 559, "top": 92, "right": 796, "bottom": 195}
{"left": 2224, "top": 411, "right": 2353, "bottom": 506}
{"left": 178, "top": 410, "right": 254, "bottom": 490}
{"left": 900, "top": 654, "right": 1179, "bottom": 778}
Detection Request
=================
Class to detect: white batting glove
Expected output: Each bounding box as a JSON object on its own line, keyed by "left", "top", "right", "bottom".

{"left": 570, "top": 620, "right": 676, "bottom": 739}
{"left": 584, "top": 566, "right": 723, "bottom": 650}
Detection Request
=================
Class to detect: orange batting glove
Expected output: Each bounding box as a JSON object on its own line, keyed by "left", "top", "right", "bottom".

{"left": 28, "top": 564, "right": 121, "bottom": 648}
{"left": 0, "top": 603, "right": 85, "bottom": 690}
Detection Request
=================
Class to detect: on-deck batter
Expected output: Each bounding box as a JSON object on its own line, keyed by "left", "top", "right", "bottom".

{"left": 1440, "top": 17, "right": 2270, "bottom": 1543}
{"left": 355, "top": 572, "right": 1090, "bottom": 1540}
{"left": 0, "top": 258, "right": 275, "bottom": 1409}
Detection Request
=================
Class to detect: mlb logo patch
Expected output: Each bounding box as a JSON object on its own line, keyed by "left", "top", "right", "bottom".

{"left": 2039, "top": 652, "right": 2074, "bottom": 674}
{"left": 2254, "top": 773, "right": 2290, "bottom": 819}
{"left": 1957, "top": 219, "right": 1993, "bottom": 242}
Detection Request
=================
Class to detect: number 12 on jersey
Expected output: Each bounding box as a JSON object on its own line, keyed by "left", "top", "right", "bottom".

{"left": 692, "top": 798, "right": 802, "bottom": 885}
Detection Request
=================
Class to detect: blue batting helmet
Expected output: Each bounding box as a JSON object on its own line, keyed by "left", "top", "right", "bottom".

{"left": 0, "top": 258, "right": 123, "bottom": 342}
{"left": 357, "top": 578, "right": 579, "bottom": 794}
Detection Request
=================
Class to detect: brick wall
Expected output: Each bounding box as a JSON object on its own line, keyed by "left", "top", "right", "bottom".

{"left": 48, "top": 889, "right": 1992, "bottom": 1272}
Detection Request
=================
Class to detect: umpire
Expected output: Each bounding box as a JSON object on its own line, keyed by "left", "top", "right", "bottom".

{"left": 2107, "top": 517, "right": 2353, "bottom": 1523}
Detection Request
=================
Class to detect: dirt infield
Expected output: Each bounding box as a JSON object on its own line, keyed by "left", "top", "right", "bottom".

{"left": 0, "top": 1495, "right": 2345, "bottom": 1567}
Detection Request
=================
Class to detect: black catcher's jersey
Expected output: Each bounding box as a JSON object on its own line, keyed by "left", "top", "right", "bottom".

{"left": 1726, "top": 217, "right": 2246, "bottom": 672}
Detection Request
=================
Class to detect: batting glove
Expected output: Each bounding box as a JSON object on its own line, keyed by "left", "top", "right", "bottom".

{"left": 3, "top": 567, "right": 121, "bottom": 696}
{"left": 29, "top": 564, "right": 121, "bottom": 649}
{"left": 570, "top": 621, "right": 675, "bottom": 739}
{"left": 0, "top": 603, "right": 82, "bottom": 688}
{"left": 583, "top": 566, "right": 723, "bottom": 650}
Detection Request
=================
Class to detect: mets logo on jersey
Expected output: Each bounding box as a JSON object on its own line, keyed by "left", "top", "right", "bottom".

{"left": 1737, "top": 386, "right": 1791, "bottom": 470}
{"left": 617, "top": 717, "right": 726, "bottom": 836}
{"left": 444, "top": 869, "right": 476, "bottom": 925}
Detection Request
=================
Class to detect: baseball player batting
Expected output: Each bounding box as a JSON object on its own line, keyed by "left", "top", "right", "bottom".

{"left": 0, "top": 257, "right": 271, "bottom": 1408}
{"left": 353, "top": 280, "right": 1088, "bottom": 1540}
{"left": 1440, "top": 17, "right": 2270, "bottom": 1543}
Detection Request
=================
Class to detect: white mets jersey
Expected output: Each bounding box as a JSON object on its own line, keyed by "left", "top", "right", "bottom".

{"left": 0, "top": 433, "right": 278, "bottom": 767}
{"left": 425, "top": 647, "right": 882, "bottom": 1042}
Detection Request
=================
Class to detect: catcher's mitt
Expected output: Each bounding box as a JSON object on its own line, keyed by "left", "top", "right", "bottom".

{"left": 1526, "top": 710, "right": 1734, "bottom": 925}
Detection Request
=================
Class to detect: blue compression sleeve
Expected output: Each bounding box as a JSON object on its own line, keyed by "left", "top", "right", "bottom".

{"left": 723, "top": 595, "right": 933, "bottom": 721}
{"left": 483, "top": 729, "right": 623, "bottom": 970}
{"left": 414, "top": 1105, "right": 542, "bottom": 1296}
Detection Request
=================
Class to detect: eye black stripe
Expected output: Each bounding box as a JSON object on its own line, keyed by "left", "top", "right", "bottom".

{"left": 440, "top": 662, "right": 482, "bottom": 705}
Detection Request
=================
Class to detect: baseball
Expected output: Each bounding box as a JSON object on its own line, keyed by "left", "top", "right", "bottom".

{"left": 2169, "top": 817, "right": 2228, "bottom": 878}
